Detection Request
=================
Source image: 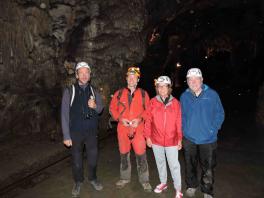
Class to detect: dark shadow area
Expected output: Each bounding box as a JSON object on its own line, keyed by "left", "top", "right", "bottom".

{"left": 140, "top": 0, "right": 264, "bottom": 163}
{"left": 140, "top": 1, "right": 264, "bottom": 112}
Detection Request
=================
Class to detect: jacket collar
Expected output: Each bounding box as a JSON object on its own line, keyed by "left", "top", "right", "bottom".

{"left": 155, "top": 95, "right": 174, "bottom": 104}
{"left": 76, "top": 82, "right": 90, "bottom": 91}
{"left": 186, "top": 84, "right": 209, "bottom": 96}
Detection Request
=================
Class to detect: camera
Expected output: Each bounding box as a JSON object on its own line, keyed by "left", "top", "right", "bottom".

{"left": 83, "top": 108, "right": 96, "bottom": 119}
{"left": 83, "top": 95, "right": 96, "bottom": 120}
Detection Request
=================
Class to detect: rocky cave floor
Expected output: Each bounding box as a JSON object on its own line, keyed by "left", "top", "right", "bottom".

{"left": 0, "top": 107, "right": 264, "bottom": 198}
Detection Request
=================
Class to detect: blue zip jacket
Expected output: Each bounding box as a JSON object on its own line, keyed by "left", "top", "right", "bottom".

{"left": 180, "top": 84, "right": 225, "bottom": 144}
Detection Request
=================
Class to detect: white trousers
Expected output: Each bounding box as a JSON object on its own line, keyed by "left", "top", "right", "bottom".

{"left": 152, "top": 144, "right": 181, "bottom": 190}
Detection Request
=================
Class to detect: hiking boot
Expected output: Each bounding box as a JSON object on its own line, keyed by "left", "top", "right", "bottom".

{"left": 154, "top": 183, "right": 168, "bottom": 193}
{"left": 185, "top": 188, "right": 197, "bottom": 197}
{"left": 72, "top": 182, "right": 82, "bottom": 197}
{"left": 204, "top": 193, "right": 213, "bottom": 198}
{"left": 90, "top": 180, "right": 103, "bottom": 191}
{"left": 116, "top": 179, "right": 130, "bottom": 189}
{"left": 175, "top": 190, "right": 183, "bottom": 198}
{"left": 142, "top": 182, "right": 152, "bottom": 192}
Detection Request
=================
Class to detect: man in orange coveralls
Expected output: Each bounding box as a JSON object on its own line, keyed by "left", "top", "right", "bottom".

{"left": 109, "top": 66, "right": 152, "bottom": 192}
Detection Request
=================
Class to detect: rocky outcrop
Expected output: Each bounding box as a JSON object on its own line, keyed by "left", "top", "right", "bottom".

{"left": 0, "top": 0, "right": 149, "bottom": 139}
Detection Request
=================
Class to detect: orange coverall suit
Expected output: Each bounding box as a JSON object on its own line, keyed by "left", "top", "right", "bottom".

{"left": 109, "top": 88, "right": 150, "bottom": 183}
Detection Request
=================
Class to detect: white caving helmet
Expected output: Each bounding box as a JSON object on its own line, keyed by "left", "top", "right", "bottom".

{"left": 186, "top": 68, "right": 202, "bottom": 78}
{"left": 155, "top": 76, "right": 172, "bottom": 86}
{"left": 75, "top": 62, "right": 91, "bottom": 72}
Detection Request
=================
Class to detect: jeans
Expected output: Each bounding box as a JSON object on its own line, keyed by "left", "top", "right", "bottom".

{"left": 183, "top": 138, "right": 217, "bottom": 196}
{"left": 71, "top": 131, "right": 98, "bottom": 182}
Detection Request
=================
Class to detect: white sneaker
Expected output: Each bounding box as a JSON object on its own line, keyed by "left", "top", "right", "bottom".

{"left": 204, "top": 193, "right": 213, "bottom": 198}
{"left": 116, "top": 179, "right": 130, "bottom": 189}
{"left": 90, "top": 180, "right": 103, "bottom": 191}
{"left": 72, "top": 182, "right": 82, "bottom": 198}
{"left": 185, "top": 188, "right": 197, "bottom": 197}
{"left": 142, "top": 182, "right": 152, "bottom": 192}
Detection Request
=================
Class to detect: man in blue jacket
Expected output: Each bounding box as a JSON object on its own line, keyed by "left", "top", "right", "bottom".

{"left": 180, "top": 68, "right": 224, "bottom": 198}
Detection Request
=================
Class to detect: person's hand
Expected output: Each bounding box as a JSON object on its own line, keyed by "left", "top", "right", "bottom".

{"left": 63, "top": 139, "right": 72, "bottom": 147}
{"left": 130, "top": 118, "right": 142, "bottom": 128}
{"left": 177, "top": 141, "right": 182, "bottom": 150}
{"left": 146, "top": 138, "right": 152, "bottom": 148}
{"left": 88, "top": 98, "right": 96, "bottom": 109}
{"left": 121, "top": 118, "right": 130, "bottom": 127}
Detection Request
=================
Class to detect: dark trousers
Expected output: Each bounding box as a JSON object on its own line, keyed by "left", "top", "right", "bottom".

{"left": 183, "top": 138, "right": 217, "bottom": 196}
{"left": 71, "top": 131, "right": 98, "bottom": 183}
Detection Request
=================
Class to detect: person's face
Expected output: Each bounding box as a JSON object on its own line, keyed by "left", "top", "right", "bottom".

{"left": 157, "top": 83, "right": 169, "bottom": 98}
{"left": 76, "top": 67, "right": 91, "bottom": 85}
{"left": 187, "top": 76, "right": 203, "bottom": 93}
{"left": 126, "top": 73, "right": 138, "bottom": 88}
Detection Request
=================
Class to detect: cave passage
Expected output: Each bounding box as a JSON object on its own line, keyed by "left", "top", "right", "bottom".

{"left": 139, "top": 3, "right": 264, "bottom": 118}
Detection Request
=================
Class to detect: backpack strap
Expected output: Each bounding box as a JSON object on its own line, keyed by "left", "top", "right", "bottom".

{"left": 116, "top": 88, "right": 126, "bottom": 119}
{"left": 68, "top": 84, "right": 75, "bottom": 107}
{"left": 117, "top": 88, "right": 124, "bottom": 101}
{"left": 68, "top": 84, "right": 96, "bottom": 108}
{"left": 115, "top": 88, "right": 146, "bottom": 120}
{"left": 117, "top": 88, "right": 146, "bottom": 109}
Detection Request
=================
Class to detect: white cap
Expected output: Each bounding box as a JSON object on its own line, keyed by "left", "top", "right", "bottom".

{"left": 75, "top": 62, "right": 91, "bottom": 72}
{"left": 155, "top": 76, "right": 171, "bottom": 85}
{"left": 186, "top": 68, "right": 202, "bottom": 78}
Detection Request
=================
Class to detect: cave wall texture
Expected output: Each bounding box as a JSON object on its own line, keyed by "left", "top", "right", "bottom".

{"left": 0, "top": 0, "right": 150, "bottom": 139}
{"left": 0, "top": 0, "right": 264, "bottom": 140}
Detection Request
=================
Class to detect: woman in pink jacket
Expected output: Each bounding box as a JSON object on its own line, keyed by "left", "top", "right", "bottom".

{"left": 144, "top": 76, "right": 183, "bottom": 198}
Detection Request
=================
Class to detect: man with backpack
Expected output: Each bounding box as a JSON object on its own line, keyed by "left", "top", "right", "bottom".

{"left": 61, "top": 61, "right": 104, "bottom": 197}
{"left": 109, "top": 66, "right": 152, "bottom": 192}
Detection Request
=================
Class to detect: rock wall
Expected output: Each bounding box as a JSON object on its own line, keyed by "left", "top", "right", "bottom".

{"left": 0, "top": 1, "right": 60, "bottom": 139}
{"left": 67, "top": 0, "right": 148, "bottom": 131}
{"left": 0, "top": 0, "right": 148, "bottom": 139}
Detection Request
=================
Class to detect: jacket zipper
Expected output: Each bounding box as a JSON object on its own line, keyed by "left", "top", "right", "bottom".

{"left": 164, "top": 105, "right": 167, "bottom": 146}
